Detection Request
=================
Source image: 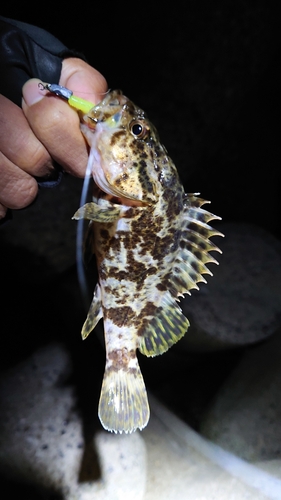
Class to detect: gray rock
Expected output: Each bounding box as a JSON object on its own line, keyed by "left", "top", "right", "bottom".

{"left": 200, "top": 328, "right": 281, "bottom": 462}
{"left": 181, "top": 223, "right": 281, "bottom": 350}
{"left": 0, "top": 343, "right": 147, "bottom": 500}
{"left": 146, "top": 397, "right": 281, "bottom": 500}
{"left": 1, "top": 343, "right": 281, "bottom": 499}
{"left": 0, "top": 343, "right": 84, "bottom": 498}
{"left": 256, "top": 460, "right": 281, "bottom": 480}
{"left": 91, "top": 432, "right": 146, "bottom": 500}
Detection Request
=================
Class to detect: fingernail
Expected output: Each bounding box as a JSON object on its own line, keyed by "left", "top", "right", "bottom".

{"left": 0, "top": 204, "right": 7, "bottom": 219}
{"left": 0, "top": 206, "right": 12, "bottom": 226}
{"left": 22, "top": 78, "right": 45, "bottom": 106}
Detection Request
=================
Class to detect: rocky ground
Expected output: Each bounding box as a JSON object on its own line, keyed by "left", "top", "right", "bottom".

{"left": 0, "top": 1, "right": 280, "bottom": 498}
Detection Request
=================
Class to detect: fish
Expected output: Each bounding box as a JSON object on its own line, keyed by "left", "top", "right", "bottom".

{"left": 73, "top": 90, "right": 222, "bottom": 434}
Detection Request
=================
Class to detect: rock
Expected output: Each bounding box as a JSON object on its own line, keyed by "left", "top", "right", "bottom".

{"left": 91, "top": 432, "right": 146, "bottom": 500}
{"left": 181, "top": 223, "right": 281, "bottom": 350}
{"left": 0, "top": 343, "right": 147, "bottom": 500}
{"left": 146, "top": 397, "right": 281, "bottom": 500}
{"left": 200, "top": 328, "right": 281, "bottom": 462}
{"left": 256, "top": 460, "right": 281, "bottom": 480}
{"left": 0, "top": 343, "right": 84, "bottom": 498}
{"left": 1, "top": 343, "right": 281, "bottom": 499}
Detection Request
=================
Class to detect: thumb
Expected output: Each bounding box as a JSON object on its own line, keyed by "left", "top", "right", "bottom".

{"left": 59, "top": 57, "right": 108, "bottom": 105}
{"left": 21, "top": 60, "right": 107, "bottom": 177}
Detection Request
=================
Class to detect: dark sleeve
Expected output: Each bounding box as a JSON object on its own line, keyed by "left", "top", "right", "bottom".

{"left": 0, "top": 16, "right": 85, "bottom": 107}
{"left": 0, "top": 17, "right": 87, "bottom": 224}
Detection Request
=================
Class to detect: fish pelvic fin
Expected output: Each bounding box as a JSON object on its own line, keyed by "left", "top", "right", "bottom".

{"left": 81, "top": 284, "right": 103, "bottom": 340}
{"left": 98, "top": 353, "right": 150, "bottom": 433}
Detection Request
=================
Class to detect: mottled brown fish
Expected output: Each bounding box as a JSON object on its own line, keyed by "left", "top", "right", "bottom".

{"left": 73, "top": 90, "right": 222, "bottom": 434}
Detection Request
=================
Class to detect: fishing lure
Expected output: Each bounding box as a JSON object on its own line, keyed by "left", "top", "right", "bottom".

{"left": 38, "top": 82, "right": 95, "bottom": 113}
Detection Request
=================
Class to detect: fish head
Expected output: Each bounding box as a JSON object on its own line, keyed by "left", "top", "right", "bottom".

{"left": 81, "top": 90, "right": 165, "bottom": 206}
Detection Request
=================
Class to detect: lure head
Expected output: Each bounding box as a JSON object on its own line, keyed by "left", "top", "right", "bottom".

{"left": 81, "top": 90, "right": 173, "bottom": 206}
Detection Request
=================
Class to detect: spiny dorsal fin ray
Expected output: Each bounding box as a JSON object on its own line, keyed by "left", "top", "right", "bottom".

{"left": 182, "top": 228, "right": 222, "bottom": 255}
{"left": 98, "top": 360, "right": 150, "bottom": 433}
{"left": 165, "top": 194, "right": 223, "bottom": 298}
{"left": 81, "top": 283, "right": 103, "bottom": 340}
{"left": 184, "top": 193, "right": 223, "bottom": 229}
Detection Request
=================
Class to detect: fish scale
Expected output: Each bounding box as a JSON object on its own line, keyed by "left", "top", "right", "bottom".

{"left": 72, "top": 89, "right": 223, "bottom": 433}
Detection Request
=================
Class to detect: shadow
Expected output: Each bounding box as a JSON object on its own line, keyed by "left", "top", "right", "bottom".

{"left": 0, "top": 477, "right": 64, "bottom": 499}
{"left": 0, "top": 240, "right": 104, "bottom": 486}
{"left": 70, "top": 318, "right": 104, "bottom": 483}
{"left": 140, "top": 344, "right": 245, "bottom": 431}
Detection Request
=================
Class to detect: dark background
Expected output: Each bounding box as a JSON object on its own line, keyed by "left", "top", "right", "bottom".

{"left": 0, "top": 3, "right": 280, "bottom": 494}
{"left": 1, "top": 1, "right": 280, "bottom": 237}
{"left": 1, "top": 0, "right": 280, "bottom": 412}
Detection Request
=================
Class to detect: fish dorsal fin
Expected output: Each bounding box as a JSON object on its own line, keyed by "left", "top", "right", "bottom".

{"left": 139, "top": 194, "right": 223, "bottom": 357}
{"left": 81, "top": 283, "right": 103, "bottom": 340}
{"left": 167, "top": 193, "right": 223, "bottom": 297}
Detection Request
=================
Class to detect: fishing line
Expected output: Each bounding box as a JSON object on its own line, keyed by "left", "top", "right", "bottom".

{"left": 38, "top": 81, "right": 101, "bottom": 312}
{"left": 76, "top": 149, "right": 94, "bottom": 312}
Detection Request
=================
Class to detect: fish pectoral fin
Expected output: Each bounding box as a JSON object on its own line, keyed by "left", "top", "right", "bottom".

{"left": 98, "top": 357, "right": 150, "bottom": 434}
{"left": 72, "top": 202, "right": 121, "bottom": 223}
{"left": 138, "top": 292, "right": 189, "bottom": 357}
{"left": 81, "top": 284, "right": 103, "bottom": 340}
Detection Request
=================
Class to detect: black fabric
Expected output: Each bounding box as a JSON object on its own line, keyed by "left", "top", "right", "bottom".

{"left": 0, "top": 16, "right": 83, "bottom": 107}
{"left": 0, "top": 17, "right": 86, "bottom": 223}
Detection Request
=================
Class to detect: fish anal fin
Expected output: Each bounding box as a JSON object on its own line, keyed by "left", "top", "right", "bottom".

{"left": 81, "top": 284, "right": 103, "bottom": 340}
{"left": 72, "top": 201, "right": 121, "bottom": 223}
{"left": 138, "top": 293, "right": 190, "bottom": 357}
{"left": 98, "top": 357, "right": 150, "bottom": 433}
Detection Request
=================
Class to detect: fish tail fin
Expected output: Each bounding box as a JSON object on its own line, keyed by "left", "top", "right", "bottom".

{"left": 98, "top": 355, "right": 150, "bottom": 434}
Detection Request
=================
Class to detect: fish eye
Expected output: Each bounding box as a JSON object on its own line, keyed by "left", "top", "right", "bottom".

{"left": 130, "top": 120, "right": 148, "bottom": 139}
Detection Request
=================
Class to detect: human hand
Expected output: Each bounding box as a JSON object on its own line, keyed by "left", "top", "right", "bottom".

{"left": 0, "top": 57, "right": 107, "bottom": 219}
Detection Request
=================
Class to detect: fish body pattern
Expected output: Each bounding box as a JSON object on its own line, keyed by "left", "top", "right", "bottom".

{"left": 73, "top": 90, "right": 222, "bottom": 433}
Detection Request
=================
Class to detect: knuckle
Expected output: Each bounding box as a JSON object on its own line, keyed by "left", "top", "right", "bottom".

{"left": 25, "top": 143, "right": 52, "bottom": 174}
{"left": 14, "top": 178, "right": 38, "bottom": 209}
{"left": 0, "top": 174, "right": 38, "bottom": 210}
